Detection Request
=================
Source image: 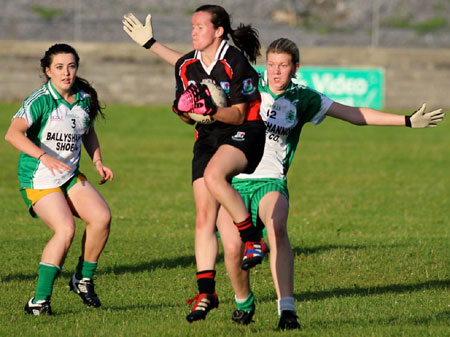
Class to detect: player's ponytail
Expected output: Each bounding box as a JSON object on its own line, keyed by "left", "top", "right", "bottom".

{"left": 40, "top": 43, "right": 104, "bottom": 121}
{"left": 195, "top": 5, "right": 261, "bottom": 64}
{"left": 230, "top": 24, "right": 261, "bottom": 64}
{"left": 74, "top": 76, "right": 105, "bottom": 121}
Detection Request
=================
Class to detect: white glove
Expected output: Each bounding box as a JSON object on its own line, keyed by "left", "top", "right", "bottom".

{"left": 122, "top": 13, "right": 155, "bottom": 49}
{"left": 407, "top": 103, "right": 445, "bottom": 128}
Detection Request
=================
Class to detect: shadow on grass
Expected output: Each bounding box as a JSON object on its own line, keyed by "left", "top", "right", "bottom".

{"left": 309, "top": 309, "right": 450, "bottom": 328}
{"left": 0, "top": 242, "right": 419, "bottom": 283}
{"left": 54, "top": 303, "right": 181, "bottom": 315}
{"left": 1, "top": 252, "right": 223, "bottom": 282}
{"left": 2, "top": 243, "right": 351, "bottom": 282}
{"left": 292, "top": 242, "right": 404, "bottom": 256}
{"left": 295, "top": 279, "right": 450, "bottom": 302}
{"left": 47, "top": 304, "right": 153, "bottom": 316}
{"left": 293, "top": 244, "right": 363, "bottom": 255}
{"left": 99, "top": 252, "right": 207, "bottom": 276}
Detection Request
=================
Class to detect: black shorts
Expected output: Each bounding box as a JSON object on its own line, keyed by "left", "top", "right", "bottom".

{"left": 192, "top": 120, "right": 266, "bottom": 182}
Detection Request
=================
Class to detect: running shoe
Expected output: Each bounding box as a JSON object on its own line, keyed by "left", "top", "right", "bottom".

{"left": 68, "top": 274, "right": 101, "bottom": 308}
{"left": 186, "top": 292, "right": 219, "bottom": 323}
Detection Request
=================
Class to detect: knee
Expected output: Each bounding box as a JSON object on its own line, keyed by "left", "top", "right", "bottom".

{"left": 223, "top": 239, "right": 244, "bottom": 263}
{"left": 203, "top": 170, "right": 214, "bottom": 191}
{"left": 93, "top": 209, "right": 112, "bottom": 231}
{"left": 195, "top": 216, "right": 213, "bottom": 232}
{"left": 55, "top": 222, "right": 76, "bottom": 245}
{"left": 101, "top": 209, "right": 112, "bottom": 227}
{"left": 203, "top": 168, "right": 222, "bottom": 192}
{"left": 195, "top": 207, "right": 217, "bottom": 232}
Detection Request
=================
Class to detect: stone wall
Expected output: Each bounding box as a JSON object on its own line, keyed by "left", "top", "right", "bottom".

{"left": 1, "top": 40, "right": 449, "bottom": 110}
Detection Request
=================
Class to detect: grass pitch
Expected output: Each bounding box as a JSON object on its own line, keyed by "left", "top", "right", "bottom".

{"left": 0, "top": 102, "right": 448, "bottom": 337}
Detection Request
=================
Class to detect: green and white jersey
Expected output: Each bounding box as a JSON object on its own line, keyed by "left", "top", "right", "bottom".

{"left": 236, "top": 71, "right": 333, "bottom": 180}
{"left": 13, "top": 81, "right": 92, "bottom": 189}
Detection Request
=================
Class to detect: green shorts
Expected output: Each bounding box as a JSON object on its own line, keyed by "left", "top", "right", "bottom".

{"left": 20, "top": 172, "right": 87, "bottom": 218}
{"left": 232, "top": 177, "right": 289, "bottom": 235}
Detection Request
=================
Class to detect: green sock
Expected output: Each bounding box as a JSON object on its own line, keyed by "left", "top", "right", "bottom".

{"left": 34, "top": 263, "right": 61, "bottom": 302}
{"left": 75, "top": 256, "right": 98, "bottom": 279}
{"left": 235, "top": 291, "right": 255, "bottom": 312}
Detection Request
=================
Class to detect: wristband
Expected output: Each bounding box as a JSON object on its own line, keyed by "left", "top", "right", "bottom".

{"left": 93, "top": 159, "right": 102, "bottom": 165}
{"left": 405, "top": 115, "right": 412, "bottom": 128}
{"left": 38, "top": 152, "right": 47, "bottom": 160}
{"left": 143, "top": 38, "right": 156, "bottom": 49}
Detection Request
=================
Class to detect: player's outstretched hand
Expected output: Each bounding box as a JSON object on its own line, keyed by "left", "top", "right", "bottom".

{"left": 122, "top": 13, "right": 155, "bottom": 49}
{"left": 407, "top": 103, "right": 445, "bottom": 128}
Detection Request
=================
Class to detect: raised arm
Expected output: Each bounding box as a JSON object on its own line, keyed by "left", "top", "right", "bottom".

{"left": 122, "top": 13, "right": 183, "bottom": 66}
{"left": 326, "top": 102, "right": 445, "bottom": 128}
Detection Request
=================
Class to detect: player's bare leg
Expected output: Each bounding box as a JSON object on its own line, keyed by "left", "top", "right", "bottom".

{"left": 66, "top": 181, "right": 111, "bottom": 308}
{"left": 193, "top": 178, "right": 220, "bottom": 272}
{"left": 34, "top": 192, "right": 77, "bottom": 266}
{"left": 25, "top": 192, "right": 76, "bottom": 315}
{"left": 259, "top": 192, "right": 300, "bottom": 329}
{"left": 203, "top": 145, "right": 248, "bottom": 221}
{"left": 68, "top": 181, "right": 111, "bottom": 261}
{"left": 186, "top": 179, "right": 220, "bottom": 322}
{"left": 204, "top": 145, "right": 267, "bottom": 270}
{"left": 217, "top": 207, "right": 255, "bottom": 324}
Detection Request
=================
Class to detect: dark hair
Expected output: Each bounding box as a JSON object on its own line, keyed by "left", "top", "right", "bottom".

{"left": 195, "top": 5, "right": 261, "bottom": 64}
{"left": 267, "top": 38, "right": 300, "bottom": 65}
{"left": 40, "top": 43, "right": 104, "bottom": 120}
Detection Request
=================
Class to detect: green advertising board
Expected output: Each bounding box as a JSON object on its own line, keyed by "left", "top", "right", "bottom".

{"left": 254, "top": 66, "right": 385, "bottom": 109}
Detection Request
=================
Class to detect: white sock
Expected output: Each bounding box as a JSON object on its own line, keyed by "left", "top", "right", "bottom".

{"left": 277, "top": 297, "right": 296, "bottom": 315}
{"left": 235, "top": 295, "right": 247, "bottom": 303}
{"left": 235, "top": 291, "right": 253, "bottom": 304}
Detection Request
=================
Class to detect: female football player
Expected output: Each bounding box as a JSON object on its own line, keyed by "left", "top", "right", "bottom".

{"left": 5, "top": 43, "right": 114, "bottom": 315}
{"left": 124, "top": 5, "right": 267, "bottom": 322}
{"left": 216, "top": 37, "right": 445, "bottom": 330}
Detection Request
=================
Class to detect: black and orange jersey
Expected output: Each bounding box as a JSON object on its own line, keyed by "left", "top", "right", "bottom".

{"left": 174, "top": 40, "right": 261, "bottom": 122}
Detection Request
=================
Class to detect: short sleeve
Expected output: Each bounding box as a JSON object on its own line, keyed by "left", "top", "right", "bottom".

{"left": 228, "top": 57, "right": 259, "bottom": 105}
{"left": 174, "top": 58, "right": 184, "bottom": 100}
{"left": 298, "top": 87, "right": 334, "bottom": 125}
{"left": 13, "top": 95, "right": 47, "bottom": 127}
{"left": 310, "top": 94, "right": 333, "bottom": 125}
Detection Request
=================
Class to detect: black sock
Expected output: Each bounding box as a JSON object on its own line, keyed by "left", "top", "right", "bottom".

{"left": 196, "top": 270, "right": 216, "bottom": 294}
{"left": 234, "top": 214, "right": 259, "bottom": 242}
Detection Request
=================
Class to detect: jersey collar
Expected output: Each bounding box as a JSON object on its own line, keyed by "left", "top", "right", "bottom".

{"left": 46, "top": 80, "right": 81, "bottom": 108}
{"left": 195, "top": 40, "right": 230, "bottom": 75}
